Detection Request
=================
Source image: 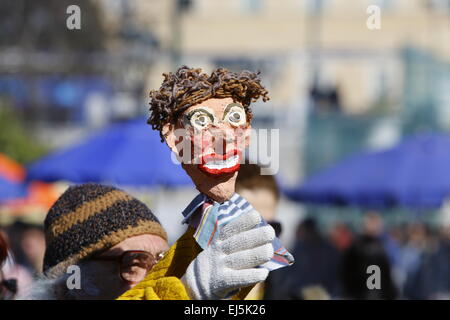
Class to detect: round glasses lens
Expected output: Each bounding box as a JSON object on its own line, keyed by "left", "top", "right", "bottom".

{"left": 120, "top": 252, "right": 155, "bottom": 283}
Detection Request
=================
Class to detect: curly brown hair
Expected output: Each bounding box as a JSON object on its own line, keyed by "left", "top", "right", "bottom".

{"left": 148, "top": 66, "right": 270, "bottom": 140}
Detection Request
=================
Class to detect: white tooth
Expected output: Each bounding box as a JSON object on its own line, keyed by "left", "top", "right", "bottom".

{"left": 203, "top": 155, "right": 239, "bottom": 170}
{"left": 227, "top": 155, "right": 238, "bottom": 167}
{"left": 205, "top": 162, "right": 221, "bottom": 170}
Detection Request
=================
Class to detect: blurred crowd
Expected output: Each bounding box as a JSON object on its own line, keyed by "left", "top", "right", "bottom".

{"left": 2, "top": 179, "right": 450, "bottom": 300}
{"left": 266, "top": 212, "right": 450, "bottom": 300}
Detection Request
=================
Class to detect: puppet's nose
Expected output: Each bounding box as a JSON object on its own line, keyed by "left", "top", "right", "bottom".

{"left": 211, "top": 129, "right": 235, "bottom": 155}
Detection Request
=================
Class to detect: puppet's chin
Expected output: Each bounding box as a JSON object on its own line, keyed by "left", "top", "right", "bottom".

{"left": 198, "top": 150, "right": 242, "bottom": 177}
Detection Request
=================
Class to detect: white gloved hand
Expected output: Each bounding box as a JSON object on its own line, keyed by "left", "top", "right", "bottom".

{"left": 181, "top": 209, "right": 275, "bottom": 300}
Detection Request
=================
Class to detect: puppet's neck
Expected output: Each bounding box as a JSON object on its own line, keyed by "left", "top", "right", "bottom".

{"left": 182, "top": 164, "right": 238, "bottom": 203}
{"left": 200, "top": 179, "right": 236, "bottom": 203}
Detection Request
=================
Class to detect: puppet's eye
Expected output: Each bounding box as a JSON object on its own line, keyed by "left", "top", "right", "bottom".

{"left": 226, "top": 107, "right": 246, "bottom": 127}
{"left": 190, "top": 112, "right": 212, "bottom": 130}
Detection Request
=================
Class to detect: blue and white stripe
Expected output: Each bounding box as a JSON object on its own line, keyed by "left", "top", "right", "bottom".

{"left": 182, "top": 192, "right": 295, "bottom": 271}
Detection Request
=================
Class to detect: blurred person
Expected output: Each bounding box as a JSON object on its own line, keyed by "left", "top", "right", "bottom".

{"left": 1, "top": 230, "right": 16, "bottom": 299}
{"left": 1, "top": 230, "right": 20, "bottom": 300}
{"left": 0, "top": 230, "right": 7, "bottom": 267}
{"left": 404, "top": 224, "right": 450, "bottom": 299}
{"left": 329, "top": 222, "right": 353, "bottom": 252}
{"left": 394, "top": 222, "right": 429, "bottom": 296}
{"left": 361, "top": 211, "right": 408, "bottom": 292}
{"left": 341, "top": 222, "right": 398, "bottom": 299}
{"left": 5, "top": 221, "right": 30, "bottom": 270}
{"left": 279, "top": 218, "right": 341, "bottom": 299}
{"left": 7, "top": 222, "right": 46, "bottom": 274}
{"left": 362, "top": 212, "right": 401, "bottom": 277}
{"left": 20, "top": 224, "right": 46, "bottom": 274}
{"left": 0, "top": 229, "right": 33, "bottom": 299}
{"left": 389, "top": 224, "right": 408, "bottom": 247}
{"left": 24, "top": 183, "right": 170, "bottom": 300}
{"left": 234, "top": 163, "right": 283, "bottom": 300}
{"left": 427, "top": 225, "right": 450, "bottom": 299}
{"left": 406, "top": 222, "right": 429, "bottom": 250}
{"left": 362, "top": 211, "right": 384, "bottom": 236}
{"left": 235, "top": 163, "right": 281, "bottom": 224}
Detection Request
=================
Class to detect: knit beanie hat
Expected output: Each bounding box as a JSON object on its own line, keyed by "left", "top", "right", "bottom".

{"left": 43, "top": 183, "right": 167, "bottom": 278}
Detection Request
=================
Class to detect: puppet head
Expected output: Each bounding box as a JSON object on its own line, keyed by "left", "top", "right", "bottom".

{"left": 148, "top": 66, "right": 269, "bottom": 202}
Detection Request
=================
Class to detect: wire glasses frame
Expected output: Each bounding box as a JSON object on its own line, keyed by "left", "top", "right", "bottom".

{"left": 91, "top": 250, "right": 166, "bottom": 284}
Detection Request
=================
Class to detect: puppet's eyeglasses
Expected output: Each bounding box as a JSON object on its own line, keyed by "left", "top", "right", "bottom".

{"left": 182, "top": 103, "right": 247, "bottom": 130}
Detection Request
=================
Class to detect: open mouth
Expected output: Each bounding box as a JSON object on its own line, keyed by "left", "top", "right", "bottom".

{"left": 198, "top": 149, "right": 242, "bottom": 176}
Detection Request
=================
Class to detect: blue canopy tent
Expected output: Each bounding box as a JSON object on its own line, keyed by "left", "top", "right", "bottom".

{"left": 285, "top": 133, "right": 450, "bottom": 209}
{"left": 0, "top": 177, "right": 27, "bottom": 203}
{"left": 26, "top": 118, "right": 192, "bottom": 188}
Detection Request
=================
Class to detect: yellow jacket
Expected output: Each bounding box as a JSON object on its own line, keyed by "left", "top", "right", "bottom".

{"left": 117, "top": 227, "right": 252, "bottom": 300}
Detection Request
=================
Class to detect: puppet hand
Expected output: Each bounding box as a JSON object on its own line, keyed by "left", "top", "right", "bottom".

{"left": 181, "top": 210, "right": 275, "bottom": 300}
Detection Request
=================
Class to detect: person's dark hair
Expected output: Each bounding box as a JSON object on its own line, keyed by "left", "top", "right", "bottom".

{"left": 0, "top": 231, "right": 18, "bottom": 300}
{"left": 5, "top": 221, "right": 44, "bottom": 269}
{"left": 295, "top": 217, "right": 322, "bottom": 242}
{"left": 148, "top": 66, "right": 270, "bottom": 140}
{"left": 235, "top": 163, "right": 280, "bottom": 201}
{"left": 341, "top": 235, "right": 398, "bottom": 300}
{"left": 0, "top": 231, "right": 8, "bottom": 267}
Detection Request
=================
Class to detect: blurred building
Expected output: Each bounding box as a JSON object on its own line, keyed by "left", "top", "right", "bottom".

{"left": 115, "top": 0, "right": 450, "bottom": 183}
{"left": 116, "top": 0, "right": 450, "bottom": 239}
{"left": 1, "top": 0, "right": 450, "bottom": 182}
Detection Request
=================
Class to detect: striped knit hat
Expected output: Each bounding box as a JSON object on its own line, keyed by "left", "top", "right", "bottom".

{"left": 43, "top": 183, "right": 167, "bottom": 278}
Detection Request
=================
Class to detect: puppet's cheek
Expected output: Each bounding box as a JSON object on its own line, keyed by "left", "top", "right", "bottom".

{"left": 190, "top": 131, "right": 213, "bottom": 155}
{"left": 233, "top": 126, "right": 251, "bottom": 149}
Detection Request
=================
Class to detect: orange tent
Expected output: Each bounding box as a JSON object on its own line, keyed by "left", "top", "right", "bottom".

{"left": 0, "top": 154, "right": 25, "bottom": 183}
{"left": 0, "top": 154, "right": 61, "bottom": 220}
{"left": 3, "top": 181, "right": 61, "bottom": 215}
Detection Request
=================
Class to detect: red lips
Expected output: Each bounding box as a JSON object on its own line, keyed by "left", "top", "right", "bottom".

{"left": 198, "top": 149, "right": 242, "bottom": 176}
